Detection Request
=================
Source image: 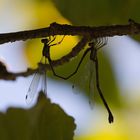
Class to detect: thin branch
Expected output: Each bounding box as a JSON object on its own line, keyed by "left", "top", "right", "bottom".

{"left": 0, "top": 37, "right": 89, "bottom": 80}
{"left": 0, "top": 19, "right": 140, "bottom": 80}
{"left": 0, "top": 19, "right": 140, "bottom": 44}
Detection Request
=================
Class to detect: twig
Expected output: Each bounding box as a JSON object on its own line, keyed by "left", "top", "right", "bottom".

{"left": 0, "top": 19, "right": 140, "bottom": 44}
{"left": 0, "top": 19, "right": 140, "bottom": 80}
{"left": 0, "top": 37, "right": 89, "bottom": 80}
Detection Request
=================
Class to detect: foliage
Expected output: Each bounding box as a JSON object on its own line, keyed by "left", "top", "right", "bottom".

{"left": 0, "top": 92, "right": 76, "bottom": 140}
{"left": 1, "top": 0, "right": 140, "bottom": 139}
{"left": 52, "top": 0, "right": 140, "bottom": 25}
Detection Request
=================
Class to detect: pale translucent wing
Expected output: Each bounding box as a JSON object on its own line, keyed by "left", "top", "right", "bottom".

{"left": 72, "top": 58, "right": 97, "bottom": 107}
{"left": 72, "top": 55, "right": 90, "bottom": 95}
{"left": 88, "top": 60, "right": 96, "bottom": 107}
{"left": 73, "top": 60, "right": 96, "bottom": 106}
{"left": 41, "top": 69, "right": 47, "bottom": 95}
{"left": 26, "top": 72, "right": 41, "bottom": 104}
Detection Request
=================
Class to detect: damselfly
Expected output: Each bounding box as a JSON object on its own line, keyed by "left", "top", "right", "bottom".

{"left": 47, "top": 38, "right": 114, "bottom": 123}
{"left": 25, "top": 36, "right": 65, "bottom": 104}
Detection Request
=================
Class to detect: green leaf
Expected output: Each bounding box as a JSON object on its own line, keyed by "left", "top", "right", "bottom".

{"left": 5, "top": 109, "right": 31, "bottom": 140}
{"left": 52, "top": 0, "right": 140, "bottom": 25}
{"left": 29, "top": 92, "right": 76, "bottom": 140}
{"left": 0, "top": 91, "right": 76, "bottom": 140}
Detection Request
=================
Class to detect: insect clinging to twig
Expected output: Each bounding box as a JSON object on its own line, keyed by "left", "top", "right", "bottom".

{"left": 25, "top": 36, "right": 65, "bottom": 104}
{"left": 26, "top": 36, "right": 113, "bottom": 123}
{"left": 46, "top": 37, "right": 114, "bottom": 123}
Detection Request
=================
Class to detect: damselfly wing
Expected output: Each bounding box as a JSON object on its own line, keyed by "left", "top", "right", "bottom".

{"left": 71, "top": 53, "right": 96, "bottom": 107}
{"left": 25, "top": 60, "right": 47, "bottom": 104}
{"left": 26, "top": 72, "right": 41, "bottom": 104}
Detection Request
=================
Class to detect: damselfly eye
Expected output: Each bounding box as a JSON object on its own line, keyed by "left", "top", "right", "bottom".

{"left": 88, "top": 42, "right": 93, "bottom": 46}
{"left": 41, "top": 38, "right": 49, "bottom": 43}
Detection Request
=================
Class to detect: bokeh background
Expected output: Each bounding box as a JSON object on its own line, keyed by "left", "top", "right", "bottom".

{"left": 1, "top": 0, "right": 140, "bottom": 139}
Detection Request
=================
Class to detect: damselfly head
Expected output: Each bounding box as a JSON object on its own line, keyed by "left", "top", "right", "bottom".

{"left": 88, "top": 42, "right": 94, "bottom": 47}
{"left": 41, "top": 38, "right": 49, "bottom": 44}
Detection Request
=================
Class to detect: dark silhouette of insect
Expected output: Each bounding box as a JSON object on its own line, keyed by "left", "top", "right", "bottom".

{"left": 25, "top": 36, "right": 65, "bottom": 104}
{"left": 26, "top": 36, "right": 113, "bottom": 123}
{"left": 44, "top": 37, "right": 113, "bottom": 123}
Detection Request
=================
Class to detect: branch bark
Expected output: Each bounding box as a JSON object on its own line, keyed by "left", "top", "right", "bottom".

{"left": 0, "top": 19, "right": 140, "bottom": 44}
{"left": 0, "top": 19, "right": 140, "bottom": 80}
{"left": 0, "top": 37, "right": 89, "bottom": 80}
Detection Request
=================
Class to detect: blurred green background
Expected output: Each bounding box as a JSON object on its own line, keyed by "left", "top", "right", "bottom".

{"left": 0, "top": 0, "right": 140, "bottom": 139}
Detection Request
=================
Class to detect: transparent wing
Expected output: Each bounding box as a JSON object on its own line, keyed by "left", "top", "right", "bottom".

{"left": 88, "top": 60, "right": 96, "bottom": 107}
{"left": 26, "top": 72, "right": 41, "bottom": 104}
{"left": 41, "top": 69, "right": 47, "bottom": 95}
{"left": 72, "top": 58, "right": 96, "bottom": 107}
{"left": 72, "top": 54, "right": 90, "bottom": 95}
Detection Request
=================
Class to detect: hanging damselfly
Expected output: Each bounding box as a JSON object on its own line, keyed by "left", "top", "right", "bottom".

{"left": 26, "top": 35, "right": 113, "bottom": 123}
{"left": 46, "top": 37, "right": 114, "bottom": 123}
{"left": 25, "top": 36, "right": 65, "bottom": 104}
